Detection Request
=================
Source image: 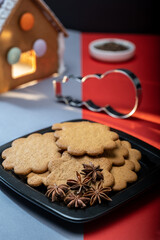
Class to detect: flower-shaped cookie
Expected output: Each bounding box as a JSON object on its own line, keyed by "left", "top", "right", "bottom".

{"left": 27, "top": 171, "right": 50, "bottom": 187}
{"left": 111, "top": 160, "right": 138, "bottom": 191}
{"left": 104, "top": 140, "right": 129, "bottom": 166}
{"left": 2, "top": 133, "right": 61, "bottom": 175}
{"left": 46, "top": 151, "right": 114, "bottom": 188}
{"left": 52, "top": 121, "right": 119, "bottom": 156}
{"left": 121, "top": 141, "right": 141, "bottom": 172}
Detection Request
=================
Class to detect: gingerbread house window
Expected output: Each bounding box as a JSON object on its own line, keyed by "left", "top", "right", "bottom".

{"left": 12, "top": 50, "right": 36, "bottom": 79}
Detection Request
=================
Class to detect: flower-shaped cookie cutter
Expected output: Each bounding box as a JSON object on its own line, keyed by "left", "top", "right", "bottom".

{"left": 53, "top": 68, "right": 142, "bottom": 119}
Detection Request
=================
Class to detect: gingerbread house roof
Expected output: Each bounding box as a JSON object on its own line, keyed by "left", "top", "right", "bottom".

{"left": 0, "top": 0, "right": 68, "bottom": 36}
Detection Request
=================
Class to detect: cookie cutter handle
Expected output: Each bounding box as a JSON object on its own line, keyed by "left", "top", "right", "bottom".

{"left": 82, "top": 68, "right": 142, "bottom": 119}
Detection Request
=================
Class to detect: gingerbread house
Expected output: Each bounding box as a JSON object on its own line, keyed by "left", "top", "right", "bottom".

{"left": 0, "top": 0, "right": 68, "bottom": 93}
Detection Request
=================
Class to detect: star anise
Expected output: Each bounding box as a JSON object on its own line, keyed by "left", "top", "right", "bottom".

{"left": 84, "top": 181, "right": 112, "bottom": 206}
{"left": 67, "top": 171, "right": 91, "bottom": 194}
{"left": 45, "top": 183, "right": 69, "bottom": 202}
{"left": 64, "top": 192, "right": 90, "bottom": 208}
{"left": 81, "top": 162, "right": 104, "bottom": 183}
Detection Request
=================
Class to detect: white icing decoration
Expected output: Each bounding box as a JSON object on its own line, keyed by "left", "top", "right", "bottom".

{"left": 2, "top": 0, "right": 15, "bottom": 10}
{"left": 57, "top": 32, "right": 65, "bottom": 74}
{"left": 0, "top": 8, "right": 10, "bottom": 18}
{"left": 0, "top": 0, "right": 18, "bottom": 32}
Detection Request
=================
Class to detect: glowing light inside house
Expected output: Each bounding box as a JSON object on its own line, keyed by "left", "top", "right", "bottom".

{"left": 12, "top": 50, "right": 36, "bottom": 79}
{"left": 1, "top": 30, "right": 12, "bottom": 40}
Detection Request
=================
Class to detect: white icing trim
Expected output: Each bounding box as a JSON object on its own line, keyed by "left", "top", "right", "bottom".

{"left": 0, "top": 0, "right": 18, "bottom": 32}
{"left": 57, "top": 32, "right": 65, "bottom": 74}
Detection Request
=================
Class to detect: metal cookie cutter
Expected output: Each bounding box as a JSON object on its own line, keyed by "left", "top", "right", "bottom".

{"left": 53, "top": 68, "right": 142, "bottom": 119}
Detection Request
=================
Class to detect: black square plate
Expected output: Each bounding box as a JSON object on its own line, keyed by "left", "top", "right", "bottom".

{"left": 0, "top": 119, "right": 160, "bottom": 223}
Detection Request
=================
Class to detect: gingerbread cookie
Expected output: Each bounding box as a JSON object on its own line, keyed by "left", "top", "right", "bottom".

{"left": 46, "top": 151, "right": 114, "bottom": 187}
{"left": 111, "top": 160, "right": 138, "bottom": 191}
{"left": 27, "top": 171, "right": 50, "bottom": 187}
{"left": 2, "top": 133, "right": 61, "bottom": 175}
{"left": 1, "top": 120, "right": 143, "bottom": 209}
{"left": 104, "top": 140, "right": 128, "bottom": 166}
{"left": 121, "top": 141, "right": 141, "bottom": 172}
{"left": 52, "top": 121, "right": 119, "bottom": 156}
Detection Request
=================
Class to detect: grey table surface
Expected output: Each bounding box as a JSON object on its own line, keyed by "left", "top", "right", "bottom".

{"left": 0, "top": 29, "right": 84, "bottom": 240}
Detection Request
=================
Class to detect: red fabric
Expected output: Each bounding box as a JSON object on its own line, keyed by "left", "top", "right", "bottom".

{"left": 84, "top": 186, "right": 160, "bottom": 240}
{"left": 82, "top": 33, "right": 160, "bottom": 240}
{"left": 81, "top": 33, "right": 160, "bottom": 148}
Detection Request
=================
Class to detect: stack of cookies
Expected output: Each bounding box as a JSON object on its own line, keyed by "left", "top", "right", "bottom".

{"left": 2, "top": 121, "right": 142, "bottom": 208}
